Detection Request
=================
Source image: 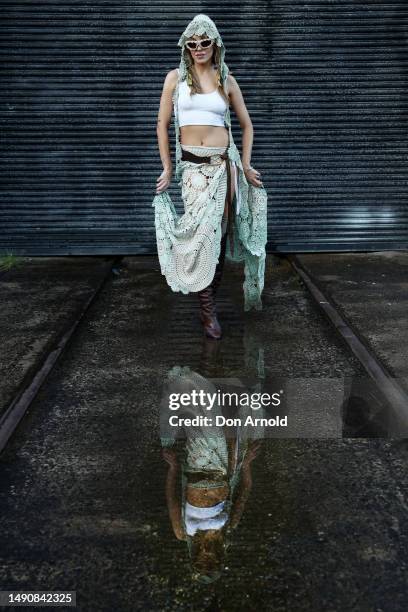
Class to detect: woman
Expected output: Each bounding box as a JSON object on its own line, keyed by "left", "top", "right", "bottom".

{"left": 152, "top": 14, "right": 268, "bottom": 339}
{"left": 163, "top": 440, "right": 261, "bottom": 583}
{"left": 160, "top": 360, "right": 262, "bottom": 583}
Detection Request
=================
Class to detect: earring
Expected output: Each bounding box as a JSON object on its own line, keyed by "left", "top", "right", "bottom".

{"left": 187, "top": 71, "right": 193, "bottom": 86}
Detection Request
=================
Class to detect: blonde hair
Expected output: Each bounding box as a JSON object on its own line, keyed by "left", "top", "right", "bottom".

{"left": 190, "top": 528, "right": 226, "bottom": 583}
{"left": 183, "top": 40, "right": 230, "bottom": 105}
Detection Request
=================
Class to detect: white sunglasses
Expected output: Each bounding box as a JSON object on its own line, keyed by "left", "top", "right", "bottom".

{"left": 185, "top": 38, "right": 214, "bottom": 51}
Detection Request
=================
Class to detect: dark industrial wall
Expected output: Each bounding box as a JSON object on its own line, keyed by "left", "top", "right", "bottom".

{"left": 1, "top": 1, "right": 408, "bottom": 255}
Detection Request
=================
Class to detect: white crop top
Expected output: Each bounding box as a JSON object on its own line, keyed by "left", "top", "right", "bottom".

{"left": 177, "top": 70, "right": 227, "bottom": 128}
{"left": 184, "top": 500, "right": 228, "bottom": 536}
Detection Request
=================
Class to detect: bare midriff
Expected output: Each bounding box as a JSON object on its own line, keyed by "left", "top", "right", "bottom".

{"left": 180, "top": 124, "right": 229, "bottom": 148}
{"left": 186, "top": 483, "right": 229, "bottom": 507}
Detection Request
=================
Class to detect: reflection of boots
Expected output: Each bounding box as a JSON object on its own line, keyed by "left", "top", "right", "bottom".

{"left": 197, "top": 232, "right": 228, "bottom": 340}
{"left": 199, "top": 335, "right": 223, "bottom": 376}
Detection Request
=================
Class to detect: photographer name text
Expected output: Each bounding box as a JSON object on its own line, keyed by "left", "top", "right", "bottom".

{"left": 168, "top": 415, "right": 287, "bottom": 427}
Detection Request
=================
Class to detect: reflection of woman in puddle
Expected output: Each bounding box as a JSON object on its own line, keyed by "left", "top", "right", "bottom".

{"left": 163, "top": 439, "right": 260, "bottom": 582}
{"left": 160, "top": 356, "right": 262, "bottom": 582}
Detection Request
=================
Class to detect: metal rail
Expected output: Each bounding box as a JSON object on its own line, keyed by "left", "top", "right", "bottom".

{"left": 289, "top": 255, "right": 408, "bottom": 435}
{"left": 0, "top": 257, "right": 120, "bottom": 453}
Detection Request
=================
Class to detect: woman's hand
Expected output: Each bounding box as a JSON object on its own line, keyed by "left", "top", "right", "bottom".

{"left": 242, "top": 440, "right": 262, "bottom": 467}
{"left": 244, "top": 165, "right": 263, "bottom": 188}
{"left": 162, "top": 448, "right": 178, "bottom": 469}
{"left": 156, "top": 167, "right": 172, "bottom": 194}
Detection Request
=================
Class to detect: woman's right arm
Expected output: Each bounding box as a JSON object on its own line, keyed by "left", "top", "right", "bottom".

{"left": 229, "top": 440, "right": 262, "bottom": 529}
{"left": 155, "top": 69, "right": 178, "bottom": 195}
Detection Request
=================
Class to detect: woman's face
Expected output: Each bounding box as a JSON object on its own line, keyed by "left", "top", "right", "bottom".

{"left": 187, "top": 34, "right": 215, "bottom": 65}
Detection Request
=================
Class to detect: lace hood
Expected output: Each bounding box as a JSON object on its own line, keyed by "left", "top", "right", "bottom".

{"left": 172, "top": 14, "right": 241, "bottom": 181}
{"left": 177, "top": 14, "right": 229, "bottom": 85}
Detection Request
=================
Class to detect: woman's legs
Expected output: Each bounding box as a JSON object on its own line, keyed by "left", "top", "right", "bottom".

{"left": 222, "top": 163, "right": 237, "bottom": 227}
{"left": 198, "top": 162, "right": 237, "bottom": 340}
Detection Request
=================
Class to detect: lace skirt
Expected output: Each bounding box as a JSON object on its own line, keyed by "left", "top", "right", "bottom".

{"left": 152, "top": 144, "right": 268, "bottom": 310}
{"left": 160, "top": 365, "right": 248, "bottom": 491}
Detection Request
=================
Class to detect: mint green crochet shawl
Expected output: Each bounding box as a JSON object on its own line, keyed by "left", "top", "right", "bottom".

{"left": 152, "top": 14, "right": 268, "bottom": 311}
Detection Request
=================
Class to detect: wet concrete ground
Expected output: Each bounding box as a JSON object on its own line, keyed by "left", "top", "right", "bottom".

{"left": 297, "top": 252, "right": 408, "bottom": 393}
{"left": 0, "top": 257, "right": 112, "bottom": 420}
{"left": 0, "top": 256, "right": 407, "bottom": 610}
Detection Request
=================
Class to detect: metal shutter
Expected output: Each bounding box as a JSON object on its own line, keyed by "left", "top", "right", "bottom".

{"left": 1, "top": 2, "right": 407, "bottom": 255}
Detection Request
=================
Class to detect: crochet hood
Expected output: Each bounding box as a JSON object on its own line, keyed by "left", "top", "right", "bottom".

{"left": 177, "top": 14, "right": 229, "bottom": 85}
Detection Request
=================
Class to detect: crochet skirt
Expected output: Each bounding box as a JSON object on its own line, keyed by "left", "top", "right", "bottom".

{"left": 152, "top": 144, "right": 268, "bottom": 310}
{"left": 160, "top": 365, "right": 248, "bottom": 490}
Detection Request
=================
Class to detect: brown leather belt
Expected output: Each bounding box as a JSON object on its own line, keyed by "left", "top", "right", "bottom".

{"left": 181, "top": 148, "right": 235, "bottom": 255}
{"left": 181, "top": 149, "right": 212, "bottom": 164}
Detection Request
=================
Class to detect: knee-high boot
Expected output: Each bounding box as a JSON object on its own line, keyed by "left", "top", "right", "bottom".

{"left": 212, "top": 230, "right": 228, "bottom": 296}
{"left": 197, "top": 231, "right": 228, "bottom": 340}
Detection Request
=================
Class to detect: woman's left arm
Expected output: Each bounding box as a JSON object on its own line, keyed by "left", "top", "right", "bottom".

{"left": 227, "top": 75, "right": 263, "bottom": 188}
{"left": 163, "top": 449, "right": 187, "bottom": 541}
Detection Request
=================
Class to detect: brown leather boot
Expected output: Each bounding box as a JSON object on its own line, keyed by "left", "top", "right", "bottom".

{"left": 197, "top": 232, "right": 228, "bottom": 340}
{"left": 197, "top": 284, "right": 221, "bottom": 339}
{"left": 211, "top": 231, "right": 228, "bottom": 296}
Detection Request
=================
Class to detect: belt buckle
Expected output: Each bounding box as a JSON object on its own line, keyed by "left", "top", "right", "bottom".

{"left": 211, "top": 153, "right": 223, "bottom": 165}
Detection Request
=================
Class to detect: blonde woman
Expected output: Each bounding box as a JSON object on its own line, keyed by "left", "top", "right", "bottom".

{"left": 160, "top": 361, "right": 262, "bottom": 583}
{"left": 152, "top": 14, "right": 268, "bottom": 339}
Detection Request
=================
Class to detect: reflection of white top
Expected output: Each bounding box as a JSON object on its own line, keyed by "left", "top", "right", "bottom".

{"left": 184, "top": 500, "right": 228, "bottom": 536}
{"left": 177, "top": 71, "right": 227, "bottom": 128}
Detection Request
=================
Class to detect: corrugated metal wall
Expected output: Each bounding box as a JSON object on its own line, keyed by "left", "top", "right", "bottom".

{"left": 1, "top": 1, "right": 408, "bottom": 255}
